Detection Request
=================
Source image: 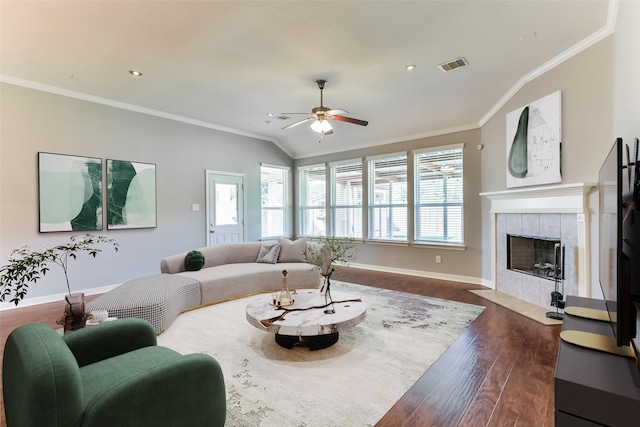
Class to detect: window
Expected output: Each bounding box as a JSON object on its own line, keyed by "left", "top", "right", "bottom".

{"left": 368, "top": 154, "right": 407, "bottom": 241}
{"left": 298, "top": 164, "right": 326, "bottom": 237}
{"left": 260, "top": 165, "right": 288, "bottom": 239}
{"left": 330, "top": 160, "right": 363, "bottom": 238}
{"left": 414, "top": 145, "right": 463, "bottom": 244}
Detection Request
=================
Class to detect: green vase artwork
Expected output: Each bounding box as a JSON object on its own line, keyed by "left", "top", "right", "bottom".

{"left": 508, "top": 106, "right": 529, "bottom": 179}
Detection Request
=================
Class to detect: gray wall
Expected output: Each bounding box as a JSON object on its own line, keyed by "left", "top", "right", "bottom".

{"left": 295, "top": 129, "right": 483, "bottom": 282}
{"left": 0, "top": 83, "right": 293, "bottom": 301}
{"left": 480, "top": 2, "right": 640, "bottom": 290}
{"left": 480, "top": 37, "right": 614, "bottom": 193}
{"left": 2, "top": 4, "right": 637, "bottom": 304}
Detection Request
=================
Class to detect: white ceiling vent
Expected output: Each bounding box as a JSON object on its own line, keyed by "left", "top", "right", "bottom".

{"left": 438, "top": 57, "right": 469, "bottom": 72}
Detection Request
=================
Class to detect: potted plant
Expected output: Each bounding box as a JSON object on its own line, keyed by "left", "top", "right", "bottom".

{"left": 306, "top": 235, "right": 358, "bottom": 313}
{"left": 0, "top": 234, "right": 119, "bottom": 332}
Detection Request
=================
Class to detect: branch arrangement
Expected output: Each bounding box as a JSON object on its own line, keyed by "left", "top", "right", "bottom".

{"left": 0, "top": 234, "right": 118, "bottom": 305}
{"left": 306, "top": 234, "right": 358, "bottom": 276}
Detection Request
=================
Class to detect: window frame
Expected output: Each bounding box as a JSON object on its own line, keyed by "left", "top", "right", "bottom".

{"left": 260, "top": 164, "right": 289, "bottom": 239}
{"left": 297, "top": 163, "right": 327, "bottom": 238}
{"left": 330, "top": 158, "right": 364, "bottom": 238}
{"left": 413, "top": 143, "right": 464, "bottom": 245}
{"left": 366, "top": 152, "right": 408, "bottom": 242}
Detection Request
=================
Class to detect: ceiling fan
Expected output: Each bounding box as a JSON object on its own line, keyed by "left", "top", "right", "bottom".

{"left": 282, "top": 79, "right": 368, "bottom": 141}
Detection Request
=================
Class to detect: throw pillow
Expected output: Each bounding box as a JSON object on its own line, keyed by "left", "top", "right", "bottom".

{"left": 184, "top": 250, "right": 205, "bottom": 271}
{"left": 256, "top": 243, "right": 281, "bottom": 264}
{"left": 277, "top": 237, "right": 308, "bottom": 262}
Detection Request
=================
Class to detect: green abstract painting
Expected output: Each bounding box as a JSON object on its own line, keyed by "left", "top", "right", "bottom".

{"left": 39, "top": 152, "right": 103, "bottom": 232}
{"left": 505, "top": 90, "right": 562, "bottom": 188}
{"left": 107, "top": 160, "right": 156, "bottom": 229}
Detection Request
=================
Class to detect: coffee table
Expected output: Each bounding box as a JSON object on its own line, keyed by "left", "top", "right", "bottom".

{"left": 246, "top": 289, "right": 366, "bottom": 350}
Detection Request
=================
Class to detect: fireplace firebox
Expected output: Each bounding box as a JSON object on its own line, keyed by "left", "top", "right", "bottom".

{"left": 507, "top": 234, "right": 562, "bottom": 280}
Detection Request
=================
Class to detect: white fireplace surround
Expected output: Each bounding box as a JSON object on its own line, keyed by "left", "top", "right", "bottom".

{"left": 481, "top": 182, "right": 597, "bottom": 308}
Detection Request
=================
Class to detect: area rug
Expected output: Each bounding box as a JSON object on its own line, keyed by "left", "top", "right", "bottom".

{"left": 157, "top": 281, "right": 484, "bottom": 427}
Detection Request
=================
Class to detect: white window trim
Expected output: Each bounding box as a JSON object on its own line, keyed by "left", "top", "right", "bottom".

{"left": 413, "top": 143, "right": 465, "bottom": 245}
{"left": 330, "top": 158, "right": 364, "bottom": 238}
{"left": 413, "top": 143, "right": 465, "bottom": 156}
{"left": 260, "top": 164, "right": 290, "bottom": 239}
{"left": 298, "top": 163, "right": 328, "bottom": 238}
{"left": 367, "top": 152, "right": 409, "bottom": 242}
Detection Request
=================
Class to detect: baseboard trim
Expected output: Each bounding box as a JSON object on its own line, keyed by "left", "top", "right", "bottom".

{"left": 481, "top": 278, "right": 496, "bottom": 289}
{"left": 0, "top": 284, "right": 121, "bottom": 311}
{"left": 347, "top": 263, "right": 485, "bottom": 286}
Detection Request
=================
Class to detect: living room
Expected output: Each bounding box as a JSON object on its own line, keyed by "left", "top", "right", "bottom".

{"left": 2, "top": 1, "right": 635, "bottom": 305}
{"left": 1, "top": 1, "right": 639, "bottom": 425}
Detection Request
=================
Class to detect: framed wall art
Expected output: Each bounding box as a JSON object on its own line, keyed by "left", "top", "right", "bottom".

{"left": 107, "top": 159, "right": 157, "bottom": 229}
{"left": 38, "top": 152, "right": 103, "bottom": 232}
{"left": 506, "top": 90, "right": 562, "bottom": 188}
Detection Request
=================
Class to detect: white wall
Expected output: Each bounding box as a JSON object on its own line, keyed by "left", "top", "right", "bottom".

{"left": 613, "top": 1, "right": 640, "bottom": 142}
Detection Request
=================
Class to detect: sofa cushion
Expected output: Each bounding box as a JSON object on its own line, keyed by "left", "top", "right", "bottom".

{"left": 256, "top": 243, "right": 281, "bottom": 264}
{"left": 184, "top": 250, "right": 205, "bottom": 271}
{"left": 277, "top": 238, "right": 308, "bottom": 262}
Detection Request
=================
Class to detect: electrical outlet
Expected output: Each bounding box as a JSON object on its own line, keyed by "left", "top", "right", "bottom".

{"left": 435, "top": 255, "right": 442, "bottom": 263}
{"left": 192, "top": 204, "right": 200, "bottom": 212}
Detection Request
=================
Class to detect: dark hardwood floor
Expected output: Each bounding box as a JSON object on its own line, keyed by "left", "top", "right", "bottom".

{"left": 0, "top": 268, "right": 560, "bottom": 426}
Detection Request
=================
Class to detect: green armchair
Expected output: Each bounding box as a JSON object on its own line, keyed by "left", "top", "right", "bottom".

{"left": 2, "top": 318, "right": 226, "bottom": 427}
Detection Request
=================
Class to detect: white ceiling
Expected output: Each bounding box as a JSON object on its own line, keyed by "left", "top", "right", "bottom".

{"left": 1, "top": 1, "right": 612, "bottom": 159}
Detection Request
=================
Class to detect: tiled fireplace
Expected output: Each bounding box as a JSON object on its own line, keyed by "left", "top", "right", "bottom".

{"left": 507, "top": 234, "right": 561, "bottom": 279}
{"left": 482, "top": 183, "right": 596, "bottom": 309}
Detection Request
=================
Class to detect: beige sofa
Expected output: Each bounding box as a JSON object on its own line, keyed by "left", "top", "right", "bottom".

{"left": 160, "top": 240, "right": 321, "bottom": 306}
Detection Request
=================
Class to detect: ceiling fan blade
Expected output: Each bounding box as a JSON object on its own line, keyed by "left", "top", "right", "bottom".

{"left": 332, "top": 115, "right": 369, "bottom": 127}
{"left": 327, "top": 109, "right": 348, "bottom": 116}
{"left": 282, "top": 117, "right": 313, "bottom": 130}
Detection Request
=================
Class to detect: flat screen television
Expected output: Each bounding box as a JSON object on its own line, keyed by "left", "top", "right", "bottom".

{"left": 598, "top": 137, "right": 639, "bottom": 349}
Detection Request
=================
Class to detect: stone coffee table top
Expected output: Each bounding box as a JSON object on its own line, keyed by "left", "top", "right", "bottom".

{"left": 246, "top": 289, "right": 366, "bottom": 337}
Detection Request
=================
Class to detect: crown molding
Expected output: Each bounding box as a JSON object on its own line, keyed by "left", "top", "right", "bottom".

{"left": 0, "top": 74, "right": 295, "bottom": 159}
{"left": 478, "top": 0, "right": 619, "bottom": 127}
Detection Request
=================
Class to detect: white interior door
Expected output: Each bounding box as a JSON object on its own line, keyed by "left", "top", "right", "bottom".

{"left": 206, "top": 171, "right": 245, "bottom": 245}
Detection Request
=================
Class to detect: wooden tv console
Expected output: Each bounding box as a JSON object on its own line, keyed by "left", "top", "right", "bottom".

{"left": 555, "top": 296, "right": 640, "bottom": 426}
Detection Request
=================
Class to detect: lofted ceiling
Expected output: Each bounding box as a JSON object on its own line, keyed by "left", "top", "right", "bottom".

{"left": 1, "top": 1, "right": 611, "bottom": 159}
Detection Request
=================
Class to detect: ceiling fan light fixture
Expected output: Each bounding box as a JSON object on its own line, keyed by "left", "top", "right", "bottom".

{"left": 310, "top": 119, "right": 332, "bottom": 133}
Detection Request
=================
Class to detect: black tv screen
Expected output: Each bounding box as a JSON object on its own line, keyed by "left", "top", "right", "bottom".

{"left": 599, "top": 137, "right": 633, "bottom": 347}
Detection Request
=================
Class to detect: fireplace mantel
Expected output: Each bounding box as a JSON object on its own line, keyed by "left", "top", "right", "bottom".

{"left": 481, "top": 182, "right": 597, "bottom": 301}
{"left": 480, "top": 182, "right": 597, "bottom": 214}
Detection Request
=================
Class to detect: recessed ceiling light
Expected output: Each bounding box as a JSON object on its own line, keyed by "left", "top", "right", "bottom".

{"left": 405, "top": 64, "right": 417, "bottom": 71}
{"left": 129, "top": 70, "right": 143, "bottom": 77}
